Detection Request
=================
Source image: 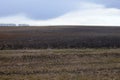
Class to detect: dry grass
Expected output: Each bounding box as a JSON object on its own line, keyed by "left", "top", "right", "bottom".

{"left": 0, "top": 49, "right": 120, "bottom": 80}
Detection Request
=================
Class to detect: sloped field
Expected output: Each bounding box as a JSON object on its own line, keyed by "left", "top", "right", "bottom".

{"left": 0, "top": 26, "right": 120, "bottom": 49}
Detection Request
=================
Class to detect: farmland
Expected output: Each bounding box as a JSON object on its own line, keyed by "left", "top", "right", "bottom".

{"left": 0, "top": 26, "right": 120, "bottom": 80}
{"left": 0, "top": 26, "right": 120, "bottom": 49}
{"left": 0, "top": 49, "right": 120, "bottom": 80}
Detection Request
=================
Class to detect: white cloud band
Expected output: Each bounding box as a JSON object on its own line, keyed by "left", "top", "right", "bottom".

{"left": 0, "top": 2, "right": 120, "bottom": 26}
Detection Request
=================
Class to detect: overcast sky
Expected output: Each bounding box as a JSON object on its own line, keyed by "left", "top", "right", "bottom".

{"left": 0, "top": 0, "right": 120, "bottom": 26}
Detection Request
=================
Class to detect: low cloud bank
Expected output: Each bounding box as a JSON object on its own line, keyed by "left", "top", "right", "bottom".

{"left": 0, "top": 2, "right": 120, "bottom": 26}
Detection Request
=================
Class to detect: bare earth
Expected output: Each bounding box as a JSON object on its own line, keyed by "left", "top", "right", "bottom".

{"left": 1, "top": 26, "right": 120, "bottom": 49}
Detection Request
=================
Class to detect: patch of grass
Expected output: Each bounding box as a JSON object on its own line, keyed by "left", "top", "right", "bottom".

{"left": 0, "top": 49, "right": 120, "bottom": 80}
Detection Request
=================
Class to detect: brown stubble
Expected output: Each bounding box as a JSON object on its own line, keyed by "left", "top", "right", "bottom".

{"left": 0, "top": 49, "right": 120, "bottom": 80}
